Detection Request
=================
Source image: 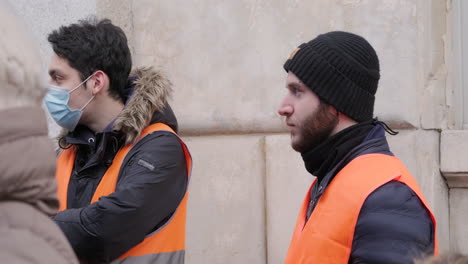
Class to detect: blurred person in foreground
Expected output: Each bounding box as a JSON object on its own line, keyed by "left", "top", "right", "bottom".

{"left": 278, "top": 31, "right": 438, "bottom": 263}
{"left": 0, "top": 2, "right": 78, "bottom": 264}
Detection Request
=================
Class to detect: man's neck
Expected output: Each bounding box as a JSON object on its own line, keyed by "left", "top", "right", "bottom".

{"left": 88, "top": 98, "right": 124, "bottom": 133}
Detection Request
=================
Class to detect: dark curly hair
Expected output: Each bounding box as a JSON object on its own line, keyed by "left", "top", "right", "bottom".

{"left": 48, "top": 17, "right": 132, "bottom": 102}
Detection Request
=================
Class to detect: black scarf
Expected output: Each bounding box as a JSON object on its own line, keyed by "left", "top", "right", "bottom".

{"left": 301, "top": 121, "right": 375, "bottom": 182}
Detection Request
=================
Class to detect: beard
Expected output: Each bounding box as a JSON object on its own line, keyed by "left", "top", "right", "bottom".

{"left": 291, "top": 102, "right": 338, "bottom": 153}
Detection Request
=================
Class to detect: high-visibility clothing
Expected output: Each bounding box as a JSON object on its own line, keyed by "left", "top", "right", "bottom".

{"left": 285, "top": 154, "right": 438, "bottom": 264}
{"left": 56, "top": 123, "right": 191, "bottom": 263}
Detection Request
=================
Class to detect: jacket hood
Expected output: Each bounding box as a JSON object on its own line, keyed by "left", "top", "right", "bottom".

{"left": 59, "top": 67, "right": 175, "bottom": 146}
{"left": 114, "top": 67, "right": 173, "bottom": 144}
{"left": 0, "top": 107, "right": 59, "bottom": 216}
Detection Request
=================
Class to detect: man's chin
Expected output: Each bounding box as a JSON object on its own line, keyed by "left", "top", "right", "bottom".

{"left": 290, "top": 136, "right": 303, "bottom": 153}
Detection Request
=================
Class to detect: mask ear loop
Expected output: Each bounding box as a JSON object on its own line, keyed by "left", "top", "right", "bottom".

{"left": 80, "top": 95, "right": 95, "bottom": 110}
{"left": 72, "top": 73, "right": 96, "bottom": 110}
{"left": 70, "top": 74, "right": 95, "bottom": 94}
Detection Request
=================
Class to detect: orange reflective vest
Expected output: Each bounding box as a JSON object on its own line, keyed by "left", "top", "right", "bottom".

{"left": 56, "top": 123, "right": 192, "bottom": 263}
{"left": 285, "top": 154, "right": 438, "bottom": 264}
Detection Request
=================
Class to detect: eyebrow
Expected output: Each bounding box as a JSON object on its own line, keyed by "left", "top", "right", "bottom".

{"left": 48, "top": 69, "right": 63, "bottom": 77}
{"left": 287, "top": 82, "right": 303, "bottom": 90}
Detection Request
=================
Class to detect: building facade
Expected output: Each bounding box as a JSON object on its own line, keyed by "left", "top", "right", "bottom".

{"left": 9, "top": 0, "right": 466, "bottom": 263}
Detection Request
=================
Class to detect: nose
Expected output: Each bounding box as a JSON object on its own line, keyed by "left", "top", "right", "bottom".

{"left": 278, "top": 101, "right": 293, "bottom": 117}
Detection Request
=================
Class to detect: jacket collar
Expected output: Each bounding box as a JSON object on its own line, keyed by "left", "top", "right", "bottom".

{"left": 301, "top": 120, "right": 375, "bottom": 181}
{"left": 315, "top": 124, "right": 394, "bottom": 191}
{"left": 305, "top": 124, "right": 395, "bottom": 219}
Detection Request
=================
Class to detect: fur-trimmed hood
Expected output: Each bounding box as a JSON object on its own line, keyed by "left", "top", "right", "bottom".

{"left": 59, "top": 67, "right": 176, "bottom": 146}
{"left": 114, "top": 67, "right": 173, "bottom": 144}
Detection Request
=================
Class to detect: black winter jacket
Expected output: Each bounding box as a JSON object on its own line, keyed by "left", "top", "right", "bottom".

{"left": 303, "top": 123, "right": 434, "bottom": 264}
{"left": 53, "top": 68, "right": 188, "bottom": 263}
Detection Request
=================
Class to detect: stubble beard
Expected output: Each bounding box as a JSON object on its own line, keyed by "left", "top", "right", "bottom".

{"left": 291, "top": 102, "right": 339, "bottom": 153}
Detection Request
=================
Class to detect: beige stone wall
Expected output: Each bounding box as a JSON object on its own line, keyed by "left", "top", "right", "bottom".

{"left": 107, "top": 1, "right": 450, "bottom": 262}
{"left": 10, "top": 0, "right": 459, "bottom": 262}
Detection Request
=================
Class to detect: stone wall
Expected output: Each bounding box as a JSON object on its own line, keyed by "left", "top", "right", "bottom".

{"left": 9, "top": 0, "right": 455, "bottom": 263}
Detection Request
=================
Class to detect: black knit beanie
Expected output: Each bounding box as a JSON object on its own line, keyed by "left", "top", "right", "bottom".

{"left": 283, "top": 31, "right": 380, "bottom": 122}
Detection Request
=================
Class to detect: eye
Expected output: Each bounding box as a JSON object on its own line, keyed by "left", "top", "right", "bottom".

{"left": 290, "top": 87, "right": 302, "bottom": 96}
{"left": 53, "top": 74, "right": 63, "bottom": 82}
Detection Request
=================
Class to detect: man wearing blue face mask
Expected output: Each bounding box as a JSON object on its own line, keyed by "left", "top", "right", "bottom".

{"left": 45, "top": 74, "right": 95, "bottom": 131}
{"left": 44, "top": 17, "right": 192, "bottom": 264}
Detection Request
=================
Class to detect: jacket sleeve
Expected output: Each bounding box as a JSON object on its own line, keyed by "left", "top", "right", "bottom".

{"left": 53, "top": 131, "right": 188, "bottom": 263}
{"left": 349, "top": 181, "right": 434, "bottom": 264}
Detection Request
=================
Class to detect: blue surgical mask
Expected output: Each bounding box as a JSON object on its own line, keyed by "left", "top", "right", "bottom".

{"left": 44, "top": 75, "right": 95, "bottom": 131}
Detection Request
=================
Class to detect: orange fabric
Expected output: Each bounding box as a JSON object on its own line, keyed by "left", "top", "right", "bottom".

{"left": 56, "top": 123, "right": 192, "bottom": 258}
{"left": 56, "top": 146, "right": 76, "bottom": 212}
{"left": 90, "top": 123, "right": 183, "bottom": 203}
{"left": 284, "top": 154, "right": 438, "bottom": 264}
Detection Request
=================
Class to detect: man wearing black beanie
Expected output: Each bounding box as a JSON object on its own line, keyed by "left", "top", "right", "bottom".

{"left": 278, "top": 31, "right": 438, "bottom": 263}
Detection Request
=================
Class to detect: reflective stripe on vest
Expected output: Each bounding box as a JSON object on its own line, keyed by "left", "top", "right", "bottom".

{"left": 56, "top": 123, "right": 192, "bottom": 263}
{"left": 284, "top": 154, "right": 438, "bottom": 264}
{"left": 112, "top": 250, "right": 184, "bottom": 264}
